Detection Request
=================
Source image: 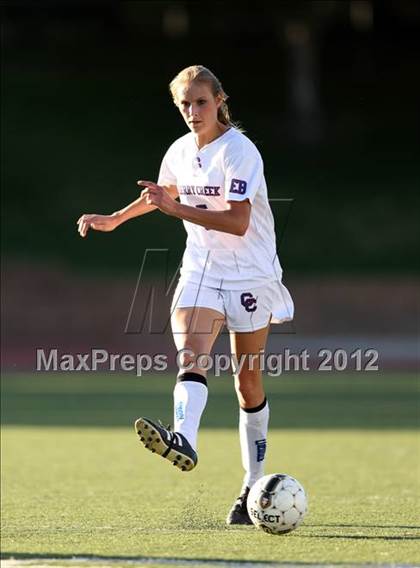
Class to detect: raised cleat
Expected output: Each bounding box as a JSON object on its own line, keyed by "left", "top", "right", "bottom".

{"left": 134, "top": 417, "right": 198, "bottom": 472}
{"left": 226, "top": 487, "right": 253, "bottom": 525}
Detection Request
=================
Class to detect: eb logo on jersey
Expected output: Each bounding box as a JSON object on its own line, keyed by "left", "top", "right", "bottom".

{"left": 241, "top": 292, "right": 257, "bottom": 312}
{"left": 230, "top": 178, "right": 247, "bottom": 195}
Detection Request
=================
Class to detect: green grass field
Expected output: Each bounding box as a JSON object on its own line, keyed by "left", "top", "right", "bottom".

{"left": 1, "top": 372, "right": 419, "bottom": 568}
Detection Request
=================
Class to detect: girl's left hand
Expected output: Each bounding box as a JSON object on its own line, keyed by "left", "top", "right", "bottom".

{"left": 137, "top": 180, "right": 177, "bottom": 216}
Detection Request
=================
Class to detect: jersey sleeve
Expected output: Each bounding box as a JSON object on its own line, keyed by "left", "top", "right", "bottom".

{"left": 157, "top": 147, "right": 177, "bottom": 186}
{"left": 224, "top": 140, "right": 263, "bottom": 204}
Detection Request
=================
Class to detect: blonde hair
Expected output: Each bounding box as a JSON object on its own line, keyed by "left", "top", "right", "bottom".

{"left": 169, "top": 65, "right": 244, "bottom": 131}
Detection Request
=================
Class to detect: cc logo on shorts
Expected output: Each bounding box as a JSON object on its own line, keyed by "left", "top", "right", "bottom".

{"left": 240, "top": 292, "right": 257, "bottom": 312}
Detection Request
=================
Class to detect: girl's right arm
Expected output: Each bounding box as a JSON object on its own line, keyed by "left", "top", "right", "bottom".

{"left": 77, "top": 183, "right": 178, "bottom": 238}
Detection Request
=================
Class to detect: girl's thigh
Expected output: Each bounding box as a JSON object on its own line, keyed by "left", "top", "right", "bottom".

{"left": 171, "top": 306, "right": 225, "bottom": 354}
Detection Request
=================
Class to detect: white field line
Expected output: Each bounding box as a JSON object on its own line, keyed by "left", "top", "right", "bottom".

{"left": 2, "top": 558, "right": 420, "bottom": 568}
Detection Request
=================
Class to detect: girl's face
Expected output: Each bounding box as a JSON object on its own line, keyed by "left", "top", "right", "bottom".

{"left": 175, "top": 81, "right": 223, "bottom": 136}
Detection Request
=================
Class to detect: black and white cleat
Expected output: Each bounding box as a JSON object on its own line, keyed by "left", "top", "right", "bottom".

{"left": 226, "top": 487, "right": 253, "bottom": 525}
{"left": 134, "top": 417, "right": 198, "bottom": 472}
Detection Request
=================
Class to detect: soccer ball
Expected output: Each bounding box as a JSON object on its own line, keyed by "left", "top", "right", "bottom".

{"left": 247, "top": 473, "right": 308, "bottom": 534}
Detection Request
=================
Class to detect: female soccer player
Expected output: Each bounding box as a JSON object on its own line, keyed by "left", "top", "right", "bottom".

{"left": 77, "top": 65, "right": 294, "bottom": 525}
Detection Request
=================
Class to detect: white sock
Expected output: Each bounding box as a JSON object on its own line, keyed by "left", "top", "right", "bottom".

{"left": 239, "top": 399, "right": 269, "bottom": 491}
{"left": 173, "top": 380, "right": 208, "bottom": 451}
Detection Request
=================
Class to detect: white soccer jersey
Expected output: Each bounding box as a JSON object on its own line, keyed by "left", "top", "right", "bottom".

{"left": 158, "top": 127, "right": 284, "bottom": 291}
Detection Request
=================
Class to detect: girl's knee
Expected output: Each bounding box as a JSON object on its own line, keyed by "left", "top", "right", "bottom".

{"left": 235, "top": 370, "right": 264, "bottom": 406}
{"left": 177, "top": 346, "right": 197, "bottom": 369}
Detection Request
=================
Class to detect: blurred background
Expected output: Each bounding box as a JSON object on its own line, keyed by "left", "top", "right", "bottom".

{"left": 1, "top": 0, "right": 419, "bottom": 371}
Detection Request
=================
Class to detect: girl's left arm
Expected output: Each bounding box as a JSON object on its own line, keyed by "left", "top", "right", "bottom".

{"left": 138, "top": 180, "right": 250, "bottom": 236}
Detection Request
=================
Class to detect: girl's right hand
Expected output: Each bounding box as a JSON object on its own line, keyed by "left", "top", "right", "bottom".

{"left": 77, "top": 213, "right": 120, "bottom": 238}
